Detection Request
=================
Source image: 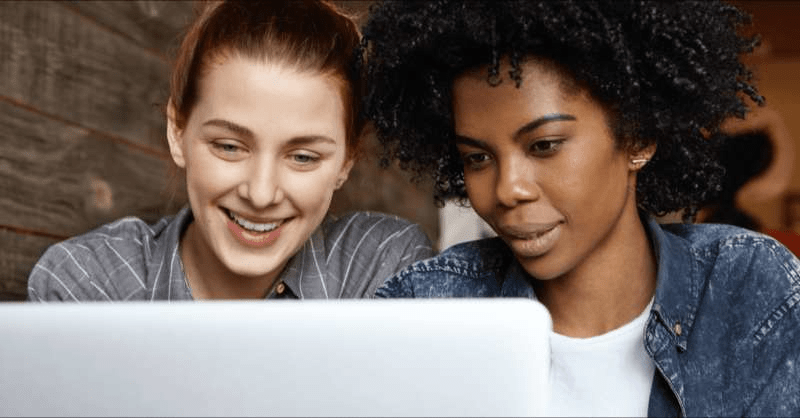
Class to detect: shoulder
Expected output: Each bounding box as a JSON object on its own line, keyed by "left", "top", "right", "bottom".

{"left": 662, "top": 222, "right": 799, "bottom": 281}
{"left": 414, "top": 237, "right": 514, "bottom": 276}
{"left": 27, "top": 212, "right": 182, "bottom": 301}
{"left": 377, "top": 237, "right": 513, "bottom": 298}
{"left": 324, "top": 211, "right": 422, "bottom": 236}
{"left": 322, "top": 211, "right": 432, "bottom": 255}
{"left": 54, "top": 213, "right": 177, "bottom": 266}
{"left": 313, "top": 211, "right": 433, "bottom": 298}
{"left": 669, "top": 224, "right": 800, "bottom": 414}
{"left": 662, "top": 222, "right": 800, "bottom": 338}
{"left": 663, "top": 222, "right": 788, "bottom": 252}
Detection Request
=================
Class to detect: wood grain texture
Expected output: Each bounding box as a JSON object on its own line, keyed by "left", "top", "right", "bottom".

{"left": 62, "top": 0, "right": 194, "bottom": 58}
{"left": 0, "top": 1, "right": 171, "bottom": 151}
{"left": 0, "top": 228, "right": 58, "bottom": 301}
{"left": 0, "top": 99, "right": 186, "bottom": 238}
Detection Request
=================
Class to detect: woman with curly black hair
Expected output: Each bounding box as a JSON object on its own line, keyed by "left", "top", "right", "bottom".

{"left": 362, "top": 1, "right": 800, "bottom": 416}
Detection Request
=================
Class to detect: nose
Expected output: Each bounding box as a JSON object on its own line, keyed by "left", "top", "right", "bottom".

{"left": 495, "top": 156, "right": 540, "bottom": 207}
{"left": 238, "top": 159, "right": 284, "bottom": 208}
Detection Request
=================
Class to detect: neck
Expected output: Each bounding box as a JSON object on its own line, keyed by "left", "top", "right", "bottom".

{"left": 180, "top": 222, "right": 279, "bottom": 300}
{"left": 535, "top": 207, "right": 657, "bottom": 338}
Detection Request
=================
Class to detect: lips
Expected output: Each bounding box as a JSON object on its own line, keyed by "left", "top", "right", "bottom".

{"left": 499, "top": 221, "right": 562, "bottom": 258}
{"left": 223, "top": 208, "right": 285, "bottom": 248}
{"left": 225, "top": 208, "right": 282, "bottom": 232}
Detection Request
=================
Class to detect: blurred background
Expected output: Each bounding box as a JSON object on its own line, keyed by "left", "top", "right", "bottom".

{"left": 0, "top": 0, "right": 798, "bottom": 300}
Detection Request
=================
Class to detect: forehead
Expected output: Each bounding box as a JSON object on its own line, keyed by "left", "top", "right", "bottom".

{"left": 200, "top": 52, "right": 344, "bottom": 101}
{"left": 192, "top": 55, "right": 347, "bottom": 140}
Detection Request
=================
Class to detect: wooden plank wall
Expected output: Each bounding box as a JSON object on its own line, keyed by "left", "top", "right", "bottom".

{"left": 0, "top": 1, "right": 437, "bottom": 301}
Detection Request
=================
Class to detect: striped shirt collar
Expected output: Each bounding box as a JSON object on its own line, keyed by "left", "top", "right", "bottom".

{"left": 161, "top": 206, "right": 337, "bottom": 300}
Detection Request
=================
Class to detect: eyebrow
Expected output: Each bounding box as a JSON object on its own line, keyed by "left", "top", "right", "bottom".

{"left": 202, "top": 119, "right": 338, "bottom": 146}
{"left": 285, "top": 136, "right": 338, "bottom": 147}
{"left": 513, "top": 113, "right": 576, "bottom": 140}
{"left": 454, "top": 113, "right": 576, "bottom": 148}
{"left": 202, "top": 119, "right": 254, "bottom": 140}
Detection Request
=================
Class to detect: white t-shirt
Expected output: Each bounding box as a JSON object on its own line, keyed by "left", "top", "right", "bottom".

{"left": 547, "top": 299, "right": 655, "bottom": 417}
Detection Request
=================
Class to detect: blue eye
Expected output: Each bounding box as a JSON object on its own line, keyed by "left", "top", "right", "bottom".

{"left": 291, "top": 152, "right": 320, "bottom": 165}
{"left": 210, "top": 140, "right": 247, "bottom": 160}
{"left": 218, "top": 143, "right": 239, "bottom": 153}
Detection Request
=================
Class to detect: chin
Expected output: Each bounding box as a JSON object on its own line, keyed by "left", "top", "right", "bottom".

{"left": 219, "top": 253, "right": 280, "bottom": 279}
{"left": 240, "top": 264, "right": 280, "bottom": 278}
{"left": 518, "top": 255, "right": 570, "bottom": 282}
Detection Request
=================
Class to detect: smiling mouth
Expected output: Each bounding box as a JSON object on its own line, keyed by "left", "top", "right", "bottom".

{"left": 225, "top": 209, "right": 283, "bottom": 233}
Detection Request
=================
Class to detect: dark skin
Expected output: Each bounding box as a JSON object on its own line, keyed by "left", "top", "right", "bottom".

{"left": 452, "top": 59, "right": 657, "bottom": 337}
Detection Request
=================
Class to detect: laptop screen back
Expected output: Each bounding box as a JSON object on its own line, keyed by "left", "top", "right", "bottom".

{"left": 0, "top": 299, "right": 551, "bottom": 417}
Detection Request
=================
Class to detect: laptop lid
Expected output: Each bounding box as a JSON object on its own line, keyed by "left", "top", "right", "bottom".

{"left": 0, "top": 299, "right": 551, "bottom": 417}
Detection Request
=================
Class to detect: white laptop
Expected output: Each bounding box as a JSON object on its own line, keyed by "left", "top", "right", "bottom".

{"left": 0, "top": 299, "right": 551, "bottom": 417}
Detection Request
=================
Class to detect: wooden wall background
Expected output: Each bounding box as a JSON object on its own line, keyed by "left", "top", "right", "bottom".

{"left": 0, "top": 1, "right": 438, "bottom": 301}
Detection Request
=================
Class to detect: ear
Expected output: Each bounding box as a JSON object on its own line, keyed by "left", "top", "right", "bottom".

{"left": 166, "top": 99, "right": 187, "bottom": 169}
{"left": 628, "top": 142, "right": 657, "bottom": 171}
{"left": 335, "top": 156, "right": 355, "bottom": 190}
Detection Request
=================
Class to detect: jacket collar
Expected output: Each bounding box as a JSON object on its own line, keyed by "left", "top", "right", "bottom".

{"left": 646, "top": 216, "right": 701, "bottom": 352}
{"left": 644, "top": 216, "right": 699, "bottom": 416}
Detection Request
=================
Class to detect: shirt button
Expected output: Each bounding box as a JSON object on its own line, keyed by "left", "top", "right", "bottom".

{"left": 673, "top": 322, "right": 682, "bottom": 336}
{"left": 275, "top": 282, "right": 286, "bottom": 295}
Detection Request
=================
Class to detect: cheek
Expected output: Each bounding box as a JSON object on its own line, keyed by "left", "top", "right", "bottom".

{"left": 284, "top": 166, "right": 342, "bottom": 207}
{"left": 464, "top": 171, "right": 496, "bottom": 216}
{"left": 183, "top": 149, "right": 247, "bottom": 206}
{"left": 186, "top": 158, "right": 241, "bottom": 197}
{"left": 552, "top": 152, "right": 629, "bottom": 217}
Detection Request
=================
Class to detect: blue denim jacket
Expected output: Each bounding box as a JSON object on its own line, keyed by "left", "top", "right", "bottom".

{"left": 377, "top": 217, "right": 800, "bottom": 417}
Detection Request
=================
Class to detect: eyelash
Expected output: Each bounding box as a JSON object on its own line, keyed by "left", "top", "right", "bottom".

{"left": 529, "top": 138, "right": 564, "bottom": 156}
{"left": 213, "top": 142, "right": 240, "bottom": 153}
{"left": 291, "top": 152, "right": 321, "bottom": 165}
{"left": 211, "top": 141, "right": 246, "bottom": 159}
{"left": 210, "top": 139, "right": 324, "bottom": 166}
{"left": 462, "top": 152, "right": 491, "bottom": 169}
{"left": 459, "top": 138, "right": 566, "bottom": 172}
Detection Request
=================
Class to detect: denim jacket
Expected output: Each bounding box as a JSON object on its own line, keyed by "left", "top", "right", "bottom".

{"left": 376, "top": 217, "right": 800, "bottom": 417}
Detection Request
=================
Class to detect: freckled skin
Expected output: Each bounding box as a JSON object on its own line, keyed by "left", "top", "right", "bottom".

{"left": 166, "top": 57, "right": 353, "bottom": 299}
{"left": 452, "top": 59, "right": 656, "bottom": 335}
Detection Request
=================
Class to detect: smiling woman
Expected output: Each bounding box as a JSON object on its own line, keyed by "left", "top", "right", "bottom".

{"left": 25, "top": 0, "right": 433, "bottom": 301}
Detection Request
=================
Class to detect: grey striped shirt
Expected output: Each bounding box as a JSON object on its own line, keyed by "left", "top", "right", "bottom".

{"left": 27, "top": 207, "right": 433, "bottom": 301}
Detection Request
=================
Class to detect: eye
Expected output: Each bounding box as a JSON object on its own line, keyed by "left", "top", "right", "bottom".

{"left": 289, "top": 151, "right": 321, "bottom": 167}
{"left": 460, "top": 151, "right": 493, "bottom": 171}
{"left": 217, "top": 143, "right": 239, "bottom": 153}
{"left": 211, "top": 140, "right": 247, "bottom": 160}
{"left": 529, "top": 138, "right": 564, "bottom": 156}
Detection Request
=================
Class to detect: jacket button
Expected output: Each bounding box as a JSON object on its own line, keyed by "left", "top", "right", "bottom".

{"left": 276, "top": 282, "right": 286, "bottom": 295}
{"left": 673, "top": 322, "right": 682, "bottom": 336}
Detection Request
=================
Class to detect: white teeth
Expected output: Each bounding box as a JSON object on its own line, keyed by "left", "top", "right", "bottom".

{"left": 228, "top": 210, "right": 280, "bottom": 233}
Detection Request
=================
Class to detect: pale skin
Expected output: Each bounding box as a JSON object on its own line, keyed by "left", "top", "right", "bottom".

{"left": 452, "top": 59, "right": 657, "bottom": 337}
{"left": 166, "top": 55, "right": 353, "bottom": 299}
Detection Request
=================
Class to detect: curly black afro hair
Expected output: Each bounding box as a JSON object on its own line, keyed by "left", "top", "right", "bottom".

{"left": 360, "top": 0, "right": 762, "bottom": 218}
